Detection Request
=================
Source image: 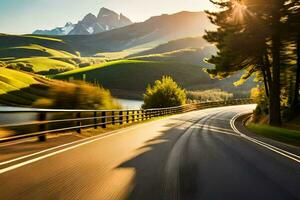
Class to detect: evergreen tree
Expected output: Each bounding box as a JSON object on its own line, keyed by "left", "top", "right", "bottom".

{"left": 203, "top": 0, "right": 298, "bottom": 125}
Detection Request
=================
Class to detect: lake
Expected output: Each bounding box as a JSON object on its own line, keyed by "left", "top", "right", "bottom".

{"left": 0, "top": 99, "right": 143, "bottom": 125}
{"left": 117, "top": 99, "right": 143, "bottom": 109}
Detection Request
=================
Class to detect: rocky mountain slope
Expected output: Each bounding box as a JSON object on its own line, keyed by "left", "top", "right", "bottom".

{"left": 33, "top": 8, "right": 132, "bottom": 35}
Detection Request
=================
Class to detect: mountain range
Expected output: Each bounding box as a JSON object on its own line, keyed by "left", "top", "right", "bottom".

{"left": 33, "top": 7, "right": 133, "bottom": 35}
{"left": 59, "top": 11, "right": 215, "bottom": 55}
{"left": 2, "top": 11, "right": 215, "bottom": 56}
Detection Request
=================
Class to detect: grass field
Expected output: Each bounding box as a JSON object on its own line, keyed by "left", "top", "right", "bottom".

{"left": 247, "top": 123, "right": 300, "bottom": 146}
{"left": 0, "top": 68, "right": 50, "bottom": 105}
{"left": 0, "top": 44, "right": 75, "bottom": 59}
{"left": 54, "top": 59, "right": 216, "bottom": 98}
{"left": 0, "top": 34, "right": 80, "bottom": 74}
{"left": 5, "top": 57, "right": 76, "bottom": 72}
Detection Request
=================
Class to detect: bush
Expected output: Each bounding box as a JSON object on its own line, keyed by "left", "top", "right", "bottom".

{"left": 186, "top": 89, "right": 233, "bottom": 102}
{"left": 0, "top": 61, "right": 5, "bottom": 68}
{"left": 33, "top": 81, "right": 121, "bottom": 110}
{"left": 38, "top": 68, "right": 73, "bottom": 75}
{"left": 142, "top": 76, "right": 186, "bottom": 109}
{"left": 250, "top": 86, "right": 269, "bottom": 122}
{"left": 6, "top": 62, "right": 34, "bottom": 72}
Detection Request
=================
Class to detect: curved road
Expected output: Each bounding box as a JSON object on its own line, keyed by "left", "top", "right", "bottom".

{"left": 0, "top": 105, "right": 299, "bottom": 200}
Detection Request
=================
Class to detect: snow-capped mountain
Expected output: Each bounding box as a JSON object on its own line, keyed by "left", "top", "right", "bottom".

{"left": 33, "top": 8, "right": 133, "bottom": 35}
{"left": 33, "top": 22, "right": 75, "bottom": 35}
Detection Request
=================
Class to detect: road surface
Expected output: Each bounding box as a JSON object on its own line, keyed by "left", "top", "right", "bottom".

{"left": 0, "top": 105, "right": 299, "bottom": 200}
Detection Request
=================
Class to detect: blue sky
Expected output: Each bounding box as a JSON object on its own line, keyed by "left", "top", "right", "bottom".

{"left": 0, "top": 0, "right": 215, "bottom": 34}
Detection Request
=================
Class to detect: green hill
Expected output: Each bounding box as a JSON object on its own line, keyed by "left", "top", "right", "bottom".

{"left": 54, "top": 60, "right": 217, "bottom": 99}
{"left": 128, "top": 47, "right": 216, "bottom": 66}
{"left": 0, "top": 34, "right": 75, "bottom": 54}
{"left": 0, "top": 35, "right": 107, "bottom": 74}
{"left": 0, "top": 67, "right": 53, "bottom": 105}
{"left": 127, "top": 37, "right": 211, "bottom": 58}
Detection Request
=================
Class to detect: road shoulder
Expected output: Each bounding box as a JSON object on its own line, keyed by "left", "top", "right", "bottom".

{"left": 233, "top": 114, "right": 300, "bottom": 157}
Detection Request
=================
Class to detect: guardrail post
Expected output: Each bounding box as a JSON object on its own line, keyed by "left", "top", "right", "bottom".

{"left": 38, "top": 112, "right": 47, "bottom": 142}
{"left": 126, "top": 111, "right": 129, "bottom": 123}
{"left": 101, "top": 111, "right": 106, "bottom": 128}
{"left": 119, "top": 111, "right": 123, "bottom": 125}
{"left": 132, "top": 111, "right": 135, "bottom": 122}
{"left": 112, "top": 111, "right": 115, "bottom": 125}
{"left": 76, "top": 112, "right": 81, "bottom": 133}
{"left": 94, "top": 112, "right": 98, "bottom": 129}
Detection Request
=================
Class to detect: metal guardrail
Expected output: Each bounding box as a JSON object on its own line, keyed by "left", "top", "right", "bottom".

{"left": 0, "top": 99, "right": 252, "bottom": 143}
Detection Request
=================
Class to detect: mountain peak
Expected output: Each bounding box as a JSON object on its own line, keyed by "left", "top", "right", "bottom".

{"left": 97, "top": 7, "right": 118, "bottom": 19}
{"left": 33, "top": 8, "right": 133, "bottom": 35}
{"left": 65, "top": 22, "right": 73, "bottom": 27}
{"left": 83, "top": 13, "right": 97, "bottom": 21}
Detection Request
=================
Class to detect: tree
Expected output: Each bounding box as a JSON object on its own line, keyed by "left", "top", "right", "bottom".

{"left": 286, "top": 0, "right": 300, "bottom": 109}
{"left": 142, "top": 76, "right": 186, "bottom": 109}
{"left": 204, "top": 0, "right": 295, "bottom": 126}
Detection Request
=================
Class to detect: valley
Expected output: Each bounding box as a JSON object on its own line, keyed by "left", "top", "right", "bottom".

{"left": 0, "top": 8, "right": 253, "bottom": 106}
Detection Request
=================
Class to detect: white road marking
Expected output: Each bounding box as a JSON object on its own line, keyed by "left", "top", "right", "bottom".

{"left": 0, "top": 110, "right": 211, "bottom": 174}
{"left": 0, "top": 118, "right": 172, "bottom": 174}
{"left": 230, "top": 113, "right": 300, "bottom": 164}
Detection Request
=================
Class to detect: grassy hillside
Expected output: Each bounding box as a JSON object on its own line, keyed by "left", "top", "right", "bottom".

{"left": 0, "top": 44, "right": 75, "bottom": 59}
{"left": 0, "top": 68, "right": 120, "bottom": 109}
{"left": 127, "top": 37, "right": 211, "bottom": 58}
{"left": 128, "top": 47, "right": 216, "bottom": 66}
{"left": 0, "top": 68, "right": 53, "bottom": 105}
{"left": 54, "top": 60, "right": 218, "bottom": 98}
{"left": 0, "top": 34, "right": 75, "bottom": 54}
{"left": 0, "top": 35, "right": 106, "bottom": 74}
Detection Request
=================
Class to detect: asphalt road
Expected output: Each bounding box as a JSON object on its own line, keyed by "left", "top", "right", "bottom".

{"left": 0, "top": 105, "right": 299, "bottom": 200}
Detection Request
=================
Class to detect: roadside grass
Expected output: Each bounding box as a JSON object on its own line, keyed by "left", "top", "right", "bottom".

{"left": 247, "top": 123, "right": 300, "bottom": 146}
{"left": 284, "top": 115, "right": 300, "bottom": 131}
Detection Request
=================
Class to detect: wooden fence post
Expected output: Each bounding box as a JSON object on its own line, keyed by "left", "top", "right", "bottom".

{"left": 102, "top": 111, "right": 106, "bottom": 128}
{"left": 94, "top": 112, "right": 98, "bottom": 129}
{"left": 126, "top": 111, "right": 129, "bottom": 123}
{"left": 76, "top": 112, "right": 81, "bottom": 133}
{"left": 119, "top": 111, "right": 123, "bottom": 125}
{"left": 112, "top": 111, "right": 115, "bottom": 125}
{"left": 38, "top": 112, "right": 47, "bottom": 142}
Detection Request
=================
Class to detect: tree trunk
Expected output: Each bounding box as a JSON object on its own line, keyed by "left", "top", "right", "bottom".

{"left": 260, "top": 57, "right": 270, "bottom": 98}
{"left": 292, "top": 34, "right": 300, "bottom": 109}
{"left": 263, "top": 53, "right": 273, "bottom": 98}
{"left": 262, "top": 69, "right": 270, "bottom": 98}
{"left": 269, "top": 34, "right": 282, "bottom": 126}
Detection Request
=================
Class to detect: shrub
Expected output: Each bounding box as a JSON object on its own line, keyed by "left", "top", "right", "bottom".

{"left": 0, "top": 61, "right": 5, "bottom": 68}
{"left": 186, "top": 89, "right": 233, "bottom": 102}
{"left": 33, "top": 81, "right": 121, "bottom": 110}
{"left": 250, "top": 86, "right": 269, "bottom": 122}
{"left": 142, "top": 76, "right": 186, "bottom": 109}
{"left": 38, "top": 68, "right": 73, "bottom": 75}
{"left": 6, "top": 62, "right": 34, "bottom": 72}
{"left": 32, "top": 98, "right": 54, "bottom": 108}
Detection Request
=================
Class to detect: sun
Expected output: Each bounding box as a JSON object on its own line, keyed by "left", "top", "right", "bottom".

{"left": 231, "top": 0, "right": 249, "bottom": 23}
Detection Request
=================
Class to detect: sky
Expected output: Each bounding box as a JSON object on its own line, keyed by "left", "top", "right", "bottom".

{"left": 0, "top": 0, "right": 216, "bottom": 34}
